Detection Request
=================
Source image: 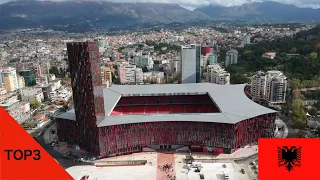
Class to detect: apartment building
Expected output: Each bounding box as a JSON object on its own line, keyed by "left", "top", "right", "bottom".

{"left": 118, "top": 63, "right": 143, "bottom": 84}
{"left": 225, "top": 49, "right": 238, "bottom": 67}
{"left": 20, "top": 88, "right": 44, "bottom": 103}
{"left": 36, "top": 76, "right": 49, "bottom": 85}
{"left": 207, "top": 64, "right": 230, "bottom": 85}
{"left": 101, "top": 66, "right": 112, "bottom": 86}
{"left": 3, "top": 74, "right": 15, "bottom": 92}
{"left": 251, "top": 70, "right": 287, "bottom": 106}
{"left": 134, "top": 55, "right": 153, "bottom": 69}
{"left": 135, "top": 68, "right": 144, "bottom": 84}
{"left": 18, "top": 76, "right": 25, "bottom": 89}
{"left": 207, "top": 53, "right": 218, "bottom": 65}
{"left": 0, "top": 100, "right": 30, "bottom": 122}
{"left": 0, "top": 67, "right": 19, "bottom": 91}
{"left": 19, "top": 70, "right": 36, "bottom": 86}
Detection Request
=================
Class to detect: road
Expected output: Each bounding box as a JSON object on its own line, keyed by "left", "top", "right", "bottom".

{"left": 279, "top": 115, "right": 296, "bottom": 138}
{"left": 33, "top": 120, "right": 86, "bottom": 169}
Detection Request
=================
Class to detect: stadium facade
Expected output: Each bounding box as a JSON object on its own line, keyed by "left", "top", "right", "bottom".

{"left": 55, "top": 42, "right": 277, "bottom": 157}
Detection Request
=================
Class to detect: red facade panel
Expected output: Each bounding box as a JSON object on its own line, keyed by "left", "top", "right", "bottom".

{"left": 201, "top": 46, "right": 211, "bottom": 55}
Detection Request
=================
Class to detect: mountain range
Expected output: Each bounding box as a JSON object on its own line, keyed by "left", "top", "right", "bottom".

{"left": 195, "top": 1, "right": 320, "bottom": 21}
{"left": 0, "top": 0, "right": 320, "bottom": 30}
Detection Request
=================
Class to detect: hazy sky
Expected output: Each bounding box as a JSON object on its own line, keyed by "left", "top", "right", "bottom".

{"left": 0, "top": 0, "right": 319, "bottom": 10}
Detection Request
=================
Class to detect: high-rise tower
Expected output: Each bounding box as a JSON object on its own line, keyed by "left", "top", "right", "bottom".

{"left": 66, "top": 42, "right": 105, "bottom": 153}
{"left": 180, "top": 44, "right": 201, "bottom": 83}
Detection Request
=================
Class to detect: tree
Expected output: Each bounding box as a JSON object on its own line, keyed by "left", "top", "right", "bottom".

{"left": 289, "top": 47, "right": 297, "bottom": 53}
{"left": 290, "top": 78, "right": 301, "bottom": 90}
{"left": 111, "top": 72, "right": 116, "bottom": 83}
{"left": 117, "top": 46, "right": 124, "bottom": 53}
{"left": 30, "top": 100, "right": 41, "bottom": 109}
{"left": 308, "top": 107, "right": 318, "bottom": 116}
{"left": 314, "top": 100, "right": 320, "bottom": 110}
{"left": 230, "top": 74, "right": 250, "bottom": 84}
{"left": 142, "top": 66, "right": 149, "bottom": 72}
{"left": 49, "top": 66, "right": 60, "bottom": 77}
{"left": 63, "top": 101, "right": 69, "bottom": 111}
{"left": 291, "top": 98, "right": 307, "bottom": 129}
{"left": 310, "top": 52, "right": 318, "bottom": 61}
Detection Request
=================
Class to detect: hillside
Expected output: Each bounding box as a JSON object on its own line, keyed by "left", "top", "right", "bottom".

{"left": 1, "top": 1, "right": 320, "bottom": 30}
{"left": 194, "top": 1, "right": 320, "bottom": 21}
{"left": 0, "top": 0, "right": 209, "bottom": 30}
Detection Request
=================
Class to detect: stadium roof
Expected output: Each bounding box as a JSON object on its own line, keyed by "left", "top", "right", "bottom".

{"left": 55, "top": 83, "right": 276, "bottom": 127}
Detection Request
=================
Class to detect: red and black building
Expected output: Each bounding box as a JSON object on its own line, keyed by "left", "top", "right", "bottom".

{"left": 55, "top": 42, "right": 277, "bottom": 157}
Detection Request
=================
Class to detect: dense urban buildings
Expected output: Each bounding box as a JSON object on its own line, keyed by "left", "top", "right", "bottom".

{"left": 0, "top": 22, "right": 317, "bottom": 148}
{"left": 55, "top": 41, "right": 276, "bottom": 157}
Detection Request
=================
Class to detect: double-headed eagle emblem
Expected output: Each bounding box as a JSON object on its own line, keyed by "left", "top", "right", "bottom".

{"left": 278, "top": 146, "right": 302, "bottom": 172}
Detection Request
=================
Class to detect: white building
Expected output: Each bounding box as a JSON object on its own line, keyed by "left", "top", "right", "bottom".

{"left": 134, "top": 55, "right": 153, "bottom": 69}
{"left": 36, "top": 76, "right": 49, "bottom": 85}
{"left": 135, "top": 68, "right": 144, "bottom": 84}
{"left": 50, "top": 80, "right": 61, "bottom": 91}
{"left": 49, "top": 89, "right": 70, "bottom": 103}
{"left": 0, "top": 100, "right": 30, "bottom": 122}
{"left": 49, "top": 91, "right": 58, "bottom": 103}
{"left": 241, "top": 36, "right": 251, "bottom": 46}
{"left": 48, "top": 74, "right": 56, "bottom": 82}
{"left": 225, "top": 49, "right": 238, "bottom": 67}
{"left": 124, "top": 64, "right": 136, "bottom": 84}
{"left": 181, "top": 44, "right": 201, "bottom": 83}
{"left": 251, "top": 70, "right": 287, "bottom": 106}
{"left": 143, "top": 71, "right": 165, "bottom": 84}
{"left": 20, "top": 88, "right": 44, "bottom": 103}
{"left": 207, "top": 65, "right": 230, "bottom": 85}
{"left": 118, "top": 64, "right": 142, "bottom": 84}
{"left": 173, "top": 60, "right": 181, "bottom": 73}
{"left": 0, "top": 67, "right": 19, "bottom": 91}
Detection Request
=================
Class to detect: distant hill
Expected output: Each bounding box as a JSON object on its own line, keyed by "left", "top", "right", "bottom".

{"left": 1, "top": 0, "right": 320, "bottom": 31}
{"left": 194, "top": 1, "right": 320, "bottom": 21}
{"left": 0, "top": 0, "right": 209, "bottom": 30}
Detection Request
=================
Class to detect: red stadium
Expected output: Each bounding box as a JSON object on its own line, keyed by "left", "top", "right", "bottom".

{"left": 55, "top": 42, "right": 276, "bottom": 157}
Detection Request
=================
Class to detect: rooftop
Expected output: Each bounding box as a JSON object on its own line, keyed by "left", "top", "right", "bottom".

{"left": 0, "top": 99, "right": 20, "bottom": 107}
{"left": 55, "top": 83, "right": 276, "bottom": 127}
{"left": 21, "top": 88, "right": 42, "bottom": 95}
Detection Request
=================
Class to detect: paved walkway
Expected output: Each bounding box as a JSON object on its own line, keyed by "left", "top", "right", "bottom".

{"left": 157, "top": 153, "right": 176, "bottom": 180}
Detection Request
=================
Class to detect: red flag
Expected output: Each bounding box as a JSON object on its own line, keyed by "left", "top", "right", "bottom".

{"left": 0, "top": 107, "right": 73, "bottom": 180}
{"left": 259, "top": 138, "right": 318, "bottom": 180}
